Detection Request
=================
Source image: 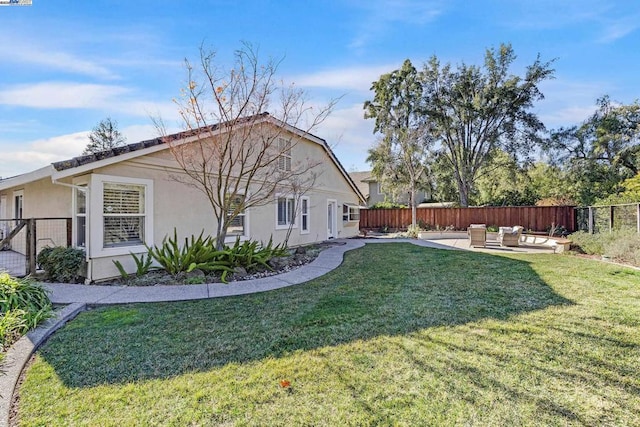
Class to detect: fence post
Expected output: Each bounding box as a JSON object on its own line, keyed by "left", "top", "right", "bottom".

{"left": 66, "top": 218, "right": 73, "bottom": 246}
{"left": 637, "top": 203, "right": 640, "bottom": 234}
{"left": 609, "top": 205, "right": 614, "bottom": 232}
{"left": 588, "top": 207, "right": 593, "bottom": 234}
{"left": 25, "top": 218, "right": 37, "bottom": 276}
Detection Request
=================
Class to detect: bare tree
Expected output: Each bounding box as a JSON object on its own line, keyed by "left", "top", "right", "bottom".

{"left": 163, "top": 42, "right": 336, "bottom": 249}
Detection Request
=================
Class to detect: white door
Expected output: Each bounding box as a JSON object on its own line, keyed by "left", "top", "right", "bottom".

{"left": 327, "top": 199, "right": 337, "bottom": 239}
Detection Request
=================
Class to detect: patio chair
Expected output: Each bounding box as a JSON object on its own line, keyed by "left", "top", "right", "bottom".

{"left": 467, "top": 224, "right": 486, "bottom": 248}
{"left": 498, "top": 226, "right": 523, "bottom": 247}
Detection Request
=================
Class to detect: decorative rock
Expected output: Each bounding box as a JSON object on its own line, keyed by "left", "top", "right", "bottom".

{"left": 233, "top": 266, "right": 248, "bottom": 278}
{"left": 268, "top": 256, "right": 290, "bottom": 270}
{"left": 185, "top": 269, "right": 205, "bottom": 279}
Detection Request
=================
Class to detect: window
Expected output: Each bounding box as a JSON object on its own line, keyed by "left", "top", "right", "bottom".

{"left": 13, "top": 190, "right": 23, "bottom": 225}
{"left": 276, "top": 195, "right": 295, "bottom": 228}
{"left": 226, "top": 194, "right": 246, "bottom": 237}
{"left": 103, "top": 183, "right": 146, "bottom": 248}
{"left": 377, "top": 182, "right": 383, "bottom": 195}
{"left": 300, "top": 197, "right": 309, "bottom": 234}
{"left": 278, "top": 138, "right": 292, "bottom": 172}
{"left": 343, "top": 204, "right": 360, "bottom": 222}
{"left": 74, "top": 187, "right": 87, "bottom": 247}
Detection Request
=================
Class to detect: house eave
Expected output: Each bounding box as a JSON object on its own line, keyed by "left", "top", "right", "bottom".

{"left": 0, "top": 165, "right": 54, "bottom": 191}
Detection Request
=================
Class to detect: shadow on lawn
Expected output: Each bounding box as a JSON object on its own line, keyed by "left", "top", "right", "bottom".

{"left": 38, "top": 243, "right": 573, "bottom": 388}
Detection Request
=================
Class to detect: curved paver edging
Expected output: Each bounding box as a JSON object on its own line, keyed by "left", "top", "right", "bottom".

{"left": 0, "top": 303, "right": 86, "bottom": 427}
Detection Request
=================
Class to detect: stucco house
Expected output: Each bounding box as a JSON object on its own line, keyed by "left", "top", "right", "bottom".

{"left": 0, "top": 114, "right": 365, "bottom": 282}
{"left": 349, "top": 171, "right": 431, "bottom": 207}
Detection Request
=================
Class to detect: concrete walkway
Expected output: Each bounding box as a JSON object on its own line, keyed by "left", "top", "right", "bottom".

{"left": 44, "top": 237, "right": 554, "bottom": 305}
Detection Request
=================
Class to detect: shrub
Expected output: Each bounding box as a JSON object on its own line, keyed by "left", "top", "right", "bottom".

{"left": 406, "top": 224, "right": 421, "bottom": 238}
{"left": 570, "top": 229, "right": 640, "bottom": 267}
{"left": 37, "top": 246, "right": 86, "bottom": 283}
{"left": 147, "top": 230, "right": 231, "bottom": 276}
{"left": 147, "top": 230, "right": 289, "bottom": 282}
{"left": 113, "top": 252, "right": 155, "bottom": 279}
{"left": 370, "top": 201, "right": 407, "bottom": 209}
{"left": 0, "top": 273, "right": 52, "bottom": 352}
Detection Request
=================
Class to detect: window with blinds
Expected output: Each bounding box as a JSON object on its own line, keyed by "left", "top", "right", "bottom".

{"left": 226, "top": 194, "right": 245, "bottom": 236}
{"left": 103, "top": 183, "right": 145, "bottom": 247}
{"left": 278, "top": 138, "right": 292, "bottom": 172}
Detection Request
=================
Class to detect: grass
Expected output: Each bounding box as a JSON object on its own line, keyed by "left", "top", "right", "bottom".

{"left": 17, "top": 244, "right": 640, "bottom": 426}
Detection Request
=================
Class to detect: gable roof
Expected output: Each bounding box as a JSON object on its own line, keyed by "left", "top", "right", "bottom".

{"left": 1, "top": 113, "right": 366, "bottom": 203}
{"left": 348, "top": 171, "right": 373, "bottom": 199}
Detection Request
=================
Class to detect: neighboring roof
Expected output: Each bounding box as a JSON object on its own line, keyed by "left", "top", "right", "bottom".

{"left": 348, "top": 171, "right": 372, "bottom": 199}
{"left": 1, "top": 113, "right": 366, "bottom": 203}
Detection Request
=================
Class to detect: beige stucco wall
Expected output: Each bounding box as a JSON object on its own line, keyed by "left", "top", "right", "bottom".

{"left": 78, "top": 130, "right": 362, "bottom": 281}
{"left": 0, "top": 178, "right": 71, "bottom": 255}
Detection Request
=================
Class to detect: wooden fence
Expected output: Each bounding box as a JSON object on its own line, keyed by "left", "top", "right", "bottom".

{"left": 359, "top": 206, "right": 577, "bottom": 233}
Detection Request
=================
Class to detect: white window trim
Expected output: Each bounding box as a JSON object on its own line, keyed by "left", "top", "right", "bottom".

{"left": 376, "top": 182, "right": 383, "bottom": 195}
{"left": 13, "top": 190, "right": 23, "bottom": 225}
{"left": 300, "top": 196, "right": 310, "bottom": 235}
{"left": 224, "top": 192, "right": 250, "bottom": 244}
{"left": 278, "top": 138, "right": 292, "bottom": 172}
{"left": 72, "top": 186, "right": 88, "bottom": 249}
{"left": 89, "top": 174, "right": 154, "bottom": 258}
{"left": 343, "top": 203, "right": 360, "bottom": 222}
{"left": 275, "top": 193, "right": 297, "bottom": 230}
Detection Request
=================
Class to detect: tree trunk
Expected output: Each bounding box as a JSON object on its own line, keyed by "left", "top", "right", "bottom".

{"left": 410, "top": 185, "right": 417, "bottom": 227}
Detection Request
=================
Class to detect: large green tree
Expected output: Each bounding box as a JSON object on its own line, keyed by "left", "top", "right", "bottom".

{"left": 546, "top": 97, "right": 640, "bottom": 205}
{"left": 364, "top": 59, "right": 432, "bottom": 226}
{"left": 422, "top": 43, "right": 555, "bottom": 206}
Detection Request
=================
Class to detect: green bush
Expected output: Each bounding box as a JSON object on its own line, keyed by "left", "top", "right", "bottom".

{"left": 370, "top": 201, "right": 407, "bottom": 209}
{"left": 147, "top": 230, "right": 289, "bottom": 282}
{"left": 406, "top": 224, "right": 421, "bottom": 238}
{"left": 0, "top": 273, "right": 52, "bottom": 352}
{"left": 147, "top": 230, "right": 232, "bottom": 276}
{"left": 569, "top": 229, "right": 640, "bottom": 267}
{"left": 37, "top": 246, "right": 86, "bottom": 283}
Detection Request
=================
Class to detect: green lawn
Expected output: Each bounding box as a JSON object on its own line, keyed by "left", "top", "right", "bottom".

{"left": 18, "top": 244, "right": 640, "bottom": 426}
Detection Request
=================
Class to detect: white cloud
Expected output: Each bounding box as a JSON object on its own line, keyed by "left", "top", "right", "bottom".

{"left": 536, "top": 79, "right": 607, "bottom": 128}
{"left": 0, "top": 123, "right": 185, "bottom": 178}
{"left": 0, "top": 81, "right": 179, "bottom": 120}
{"left": 348, "top": 0, "right": 444, "bottom": 49}
{"left": 598, "top": 17, "right": 640, "bottom": 43}
{"left": 291, "top": 64, "right": 398, "bottom": 92}
{"left": 0, "top": 82, "right": 130, "bottom": 109}
{"left": 0, "top": 131, "right": 89, "bottom": 178}
{"left": 0, "top": 44, "right": 118, "bottom": 80}
{"left": 315, "top": 103, "right": 375, "bottom": 171}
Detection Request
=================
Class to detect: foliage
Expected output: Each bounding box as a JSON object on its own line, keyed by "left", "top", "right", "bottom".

{"left": 0, "top": 273, "right": 52, "bottom": 352}
{"left": 147, "top": 229, "right": 287, "bottom": 283}
{"left": 19, "top": 245, "right": 640, "bottom": 425}
{"left": 474, "top": 150, "right": 537, "bottom": 206}
{"left": 83, "top": 117, "right": 126, "bottom": 155}
{"left": 113, "top": 252, "right": 155, "bottom": 279}
{"left": 422, "top": 43, "right": 554, "bottom": 206}
{"left": 546, "top": 97, "right": 640, "bottom": 205}
{"left": 37, "top": 246, "right": 86, "bottom": 283}
{"left": 162, "top": 42, "right": 334, "bottom": 249}
{"left": 146, "top": 230, "right": 232, "bottom": 277}
{"left": 369, "top": 201, "right": 407, "bottom": 209}
{"left": 406, "top": 223, "right": 422, "bottom": 237}
{"left": 365, "top": 59, "right": 432, "bottom": 226}
{"left": 570, "top": 229, "right": 640, "bottom": 267}
{"left": 595, "top": 172, "right": 640, "bottom": 205}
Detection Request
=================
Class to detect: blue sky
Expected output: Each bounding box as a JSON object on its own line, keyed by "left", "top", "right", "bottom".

{"left": 1, "top": 0, "right": 639, "bottom": 177}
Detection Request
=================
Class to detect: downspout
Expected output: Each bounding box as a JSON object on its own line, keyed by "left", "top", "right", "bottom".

{"left": 51, "top": 178, "right": 91, "bottom": 284}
